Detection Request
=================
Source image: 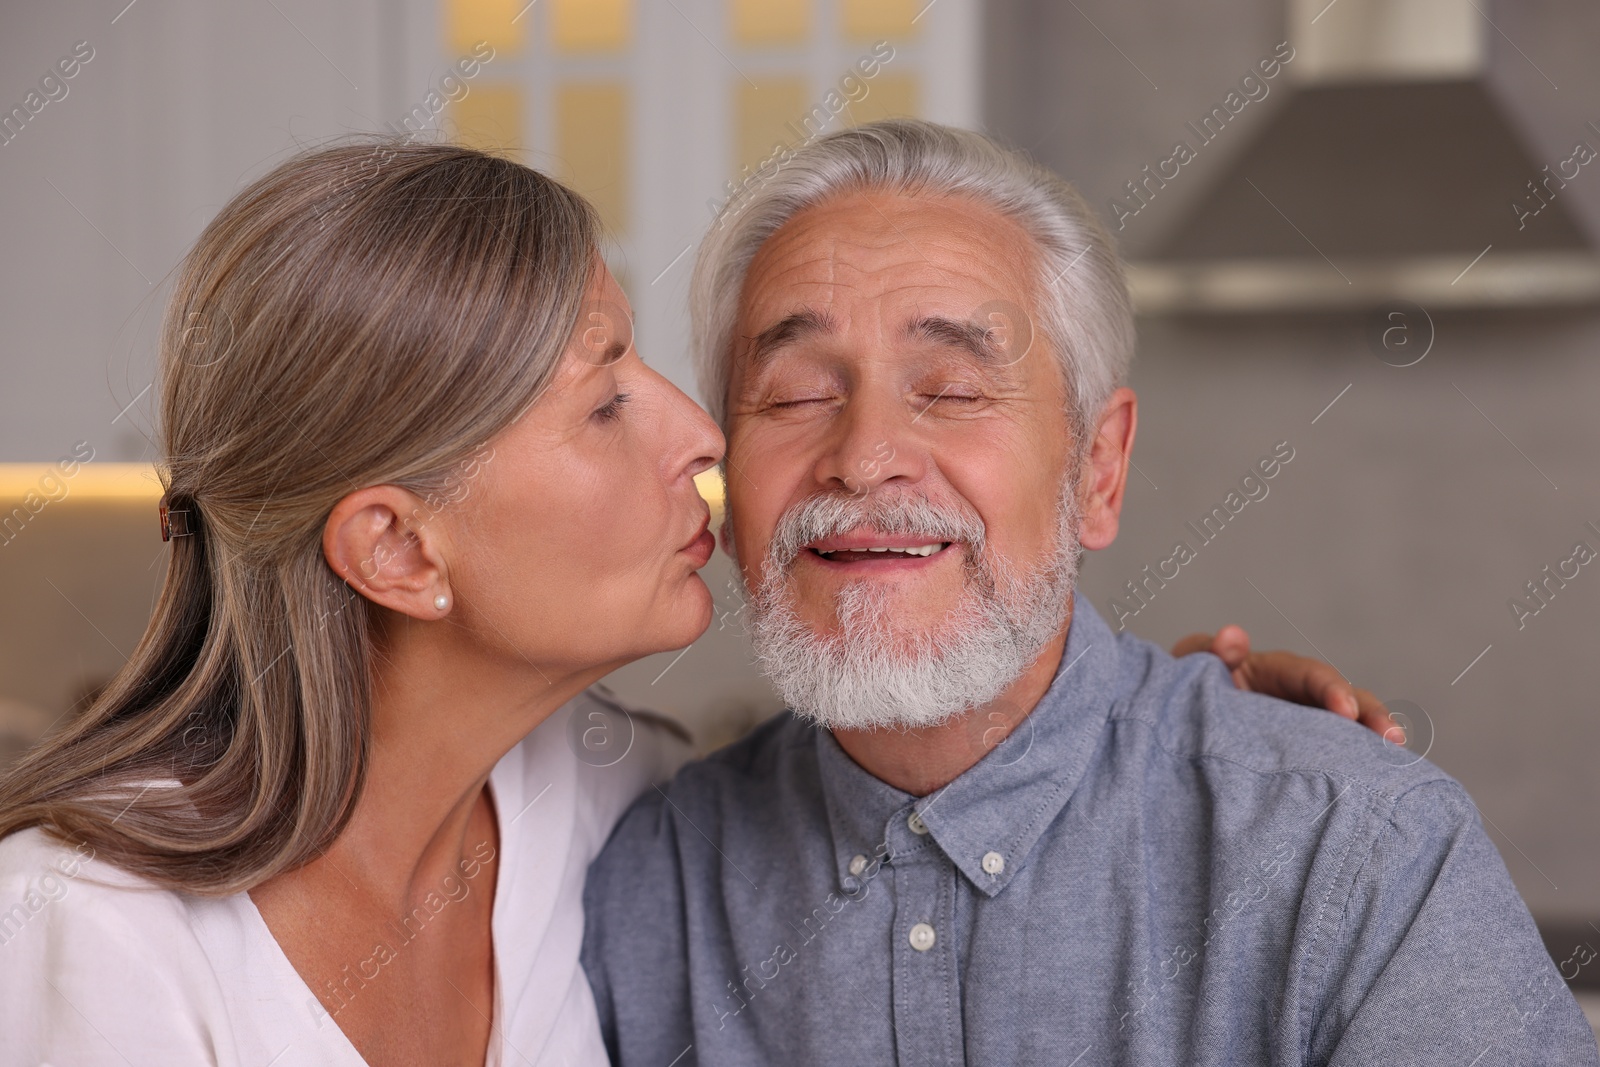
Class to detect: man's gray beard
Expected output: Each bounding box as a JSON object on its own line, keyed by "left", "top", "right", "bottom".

{"left": 736, "top": 480, "right": 1083, "bottom": 731}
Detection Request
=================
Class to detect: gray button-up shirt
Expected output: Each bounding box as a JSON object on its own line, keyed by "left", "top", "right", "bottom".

{"left": 582, "top": 596, "right": 1598, "bottom": 1065}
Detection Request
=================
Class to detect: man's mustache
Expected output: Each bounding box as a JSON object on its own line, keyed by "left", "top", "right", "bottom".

{"left": 766, "top": 489, "right": 988, "bottom": 573}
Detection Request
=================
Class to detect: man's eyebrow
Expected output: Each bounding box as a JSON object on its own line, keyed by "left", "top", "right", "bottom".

{"left": 742, "top": 309, "right": 839, "bottom": 367}
{"left": 905, "top": 315, "right": 1006, "bottom": 364}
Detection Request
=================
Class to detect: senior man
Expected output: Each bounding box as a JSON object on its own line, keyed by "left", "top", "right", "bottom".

{"left": 582, "top": 120, "right": 1597, "bottom": 1065}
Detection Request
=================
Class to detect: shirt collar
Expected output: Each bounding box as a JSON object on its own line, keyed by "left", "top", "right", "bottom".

{"left": 814, "top": 593, "right": 1122, "bottom": 899}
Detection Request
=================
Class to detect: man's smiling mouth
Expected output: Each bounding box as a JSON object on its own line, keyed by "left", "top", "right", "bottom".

{"left": 804, "top": 534, "right": 956, "bottom": 564}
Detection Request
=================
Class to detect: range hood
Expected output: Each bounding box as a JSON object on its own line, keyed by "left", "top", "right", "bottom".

{"left": 1129, "top": 0, "right": 1600, "bottom": 313}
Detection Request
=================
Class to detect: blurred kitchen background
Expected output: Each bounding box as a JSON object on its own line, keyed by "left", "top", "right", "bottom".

{"left": 3, "top": 0, "right": 1599, "bottom": 1018}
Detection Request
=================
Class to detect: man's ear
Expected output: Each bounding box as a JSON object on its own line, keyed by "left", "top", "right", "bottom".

{"left": 1077, "top": 387, "right": 1137, "bottom": 552}
{"left": 323, "top": 485, "right": 452, "bottom": 620}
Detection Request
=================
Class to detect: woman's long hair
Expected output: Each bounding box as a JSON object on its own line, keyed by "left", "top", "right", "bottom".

{"left": 0, "top": 140, "right": 601, "bottom": 894}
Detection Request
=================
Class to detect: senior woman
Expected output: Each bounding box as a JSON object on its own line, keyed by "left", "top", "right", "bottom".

{"left": 0, "top": 142, "right": 719, "bottom": 1064}
{"left": 0, "top": 141, "right": 1390, "bottom": 1066}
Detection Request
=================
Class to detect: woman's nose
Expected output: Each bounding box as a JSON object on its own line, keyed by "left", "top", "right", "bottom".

{"left": 655, "top": 367, "right": 725, "bottom": 478}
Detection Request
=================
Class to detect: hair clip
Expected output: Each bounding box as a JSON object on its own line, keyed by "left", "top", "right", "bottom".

{"left": 159, "top": 493, "right": 195, "bottom": 541}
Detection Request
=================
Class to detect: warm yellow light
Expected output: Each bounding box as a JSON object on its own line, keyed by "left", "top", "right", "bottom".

{"left": 550, "top": 0, "right": 631, "bottom": 52}
{"left": 448, "top": 82, "right": 526, "bottom": 157}
{"left": 841, "top": 0, "right": 920, "bottom": 40}
{"left": 556, "top": 82, "right": 630, "bottom": 233}
{"left": 843, "top": 72, "right": 919, "bottom": 125}
{"left": 448, "top": 0, "right": 527, "bottom": 58}
{"left": 732, "top": 0, "right": 810, "bottom": 45}
{"left": 694, "top": 466, "right": 727, "bottom": 524}
{"left": 736, "top": 77, "right": 810, "bottom": 176}
{"left": 0, "top": 463, "right": 163, "bottom": 501}
{"left": 0, "top": 463, "right": 728, "bottom": 516}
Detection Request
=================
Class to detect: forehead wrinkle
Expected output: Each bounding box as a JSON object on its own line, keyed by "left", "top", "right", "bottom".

{"left": 757, "top": 242, "right": 929, "bottom": 302}
{"left": 756, "top": 203, "right": 968, "bottom": 291}
{"left": 736, "top": 193, "right": 1053, "bottom": 382}
{"left": 753, "top": 253, "right": 1001, "bottom": 326}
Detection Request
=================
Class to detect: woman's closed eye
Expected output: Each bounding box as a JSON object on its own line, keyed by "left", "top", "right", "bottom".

{"left": 593, "top": 392, "right": 632, "bottom": 422}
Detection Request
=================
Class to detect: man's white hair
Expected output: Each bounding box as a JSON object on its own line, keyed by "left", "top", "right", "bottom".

{"left": 689, "top": 117, "right": 1136, "bottom": 439}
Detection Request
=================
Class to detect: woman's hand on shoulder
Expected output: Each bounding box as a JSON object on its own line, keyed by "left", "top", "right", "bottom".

{"left": 1171, "top": 625, "right": 1403, "bottom": 742}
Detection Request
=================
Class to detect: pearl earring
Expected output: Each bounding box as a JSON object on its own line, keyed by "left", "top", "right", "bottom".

{"left": 434, "top": 594, "right": 449, "bottom": 611}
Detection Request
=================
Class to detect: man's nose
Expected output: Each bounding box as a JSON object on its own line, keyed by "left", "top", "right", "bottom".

{"left": 811, "top": 387, "right": 928, "bottom": 497}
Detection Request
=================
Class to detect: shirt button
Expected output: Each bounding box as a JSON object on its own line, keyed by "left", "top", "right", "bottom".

{"left": 848, "top": 854, "right": 868, "bottom": 876}
{"left": 908, "top": 922, "right": 936, "bottom": 952}
{"left": 982, "top": 851, "right": 1005, "bottom": 875}
{"left": 907, "top": 811, "right": 930, "bottom": 835}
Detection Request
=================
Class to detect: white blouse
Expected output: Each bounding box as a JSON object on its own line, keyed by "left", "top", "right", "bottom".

{"left": 0, "top": 687, "right": 692, "bottom": 1066}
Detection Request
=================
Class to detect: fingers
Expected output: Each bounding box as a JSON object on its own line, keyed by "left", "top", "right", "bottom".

{"left": 1170, "top": 632, "right": 1215, "bottom": 658}
{"left": 1241, "top": 652, "right": 1407, "bottom": 743}
{"left": 1288, "top": 655, "right": 1363, "bottom": 722}
{"left": 1232, "top": 650, "right": 1355, "bottom": 719}
{"left": 1351, "top": 687, "right": 1404, "bottom": 744}
{"left": 1209, "top": 624, "right": 1252, "bottom": 670}
{"left": 1318, "top": 675, "right": 1360, "bottom": 719}
{"left": 1312, "top": 674, "right": 1405, "bottom": 745}
{"left": 1171, "top": 625, "right": 1254, "bottom": 669}
{"left": 1212, "top": 641, "right": 1408, "bottom": 747}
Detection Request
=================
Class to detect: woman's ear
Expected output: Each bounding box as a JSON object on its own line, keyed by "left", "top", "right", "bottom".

{"left": 323, "top": 485, "right": 453, "bottom": 620}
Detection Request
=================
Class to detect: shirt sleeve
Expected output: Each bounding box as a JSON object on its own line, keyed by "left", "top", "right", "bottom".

{"left": 1312, "top": 779, "right": 1600, "bottom": 1065}
{"left": 0, "top": 858, "right": 224, "bottom": 1066}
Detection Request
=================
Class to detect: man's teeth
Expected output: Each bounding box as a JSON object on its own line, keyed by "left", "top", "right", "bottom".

{"left": 818, "top": 543, "right": 946, "bottom": 559}
{"left": 876, "top": 544, "right": 940, "bottom": 556}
